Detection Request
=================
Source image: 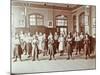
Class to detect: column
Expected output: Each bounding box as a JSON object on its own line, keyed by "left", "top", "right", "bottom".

{"left": 91, "top": 6, "right": 96, "bottom": 37}
{"left": 76, "top": 15, "right": 79, "bottom": 32}
{"left": 24, "top": 6, "right": 27, "bottom": 27}
{"left": 84, "top": 6, "right": 90, "bottom": 34}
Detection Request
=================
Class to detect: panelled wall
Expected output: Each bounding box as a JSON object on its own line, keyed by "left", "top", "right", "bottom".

{"left": 12, "top": 6, "right": 72, "bottom": 35}
{"left": 12, "top": 5, "right": 96, "bottom": 36}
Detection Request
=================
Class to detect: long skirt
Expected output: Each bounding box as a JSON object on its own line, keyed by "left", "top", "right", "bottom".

{"left": 90, "top": 37, "right": 96, "bottom": 54}
{"left": 75, "top": 41, "right": 80, "bottom": 49}
{"left": 20, "top": 42, "right": 26, "bottom": 51}
{"left": 66, "top": 43, "right": 73, "bottom": 56}
{"left": 84, "top": 44, "right": 90, "bottom": 56}
{"left": 80, "top": 40, "right": 84, "bottom": 49}
{"left": 75, "top": 41, "right": 81, "bottom": 53}
{"left": 48, "top": 44, "right": 54, "bottom": 55}
{"left": 32, "top": 45, "right": 39, "bottom": 60}
{"left": 45, "top": 40, "right": 48, "bottom": 50}
{"left": 13, "top": 44, "right": 23, "bottom": 57}
{"left": 53, "top": 40, "right": 58, "bottom": 54}
{"left": 54, "top": 40, "right": 58, "bottom": 50}
{"left": 59, "top": 42, "right": 64, "bottom": 52}
{"left": 38, "top": 41, "right": 43, "bottom": 50}
{"left": 25, "top": 43, "right": 32, "bottom": 55}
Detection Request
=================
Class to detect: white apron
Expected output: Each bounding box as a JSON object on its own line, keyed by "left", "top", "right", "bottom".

{"left": 58, "top": 37, "right": 65, "bottom": 51}
{"left": 38, "top": 35, "right": 44, "bottom": 51}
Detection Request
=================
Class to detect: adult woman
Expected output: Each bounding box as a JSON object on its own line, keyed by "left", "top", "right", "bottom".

{"left": 74, "top": 32, "right": 81, "bottom": 55}
{"left": 38, "top": 32, "right": 44, "bottom": 54}
{"left": 31, "top": 35, "right": 39, "bottom": 61}
{"left": 54, "top": 32, "right": 59, "bottom": 53}
{"left": 66, "top": 32, "right": 73, "bottom": 59}
{"left": 42, "top": 33, "right": 47, "bottom": 56}
{"left": 13, "top": 33, "right": 23, "bottom": 62}
{"left": 58, "top": 34, "right": 65, "bottom": 56}
{"left": 48, "top": 33, "right": 55, "bottom": 60}
{"left": 80, "top": 32, "right": 84, "bottom": 51}
{"left": 26, "top": 32, "right": 32, "bottom": 58}
{"left": 19, "top": 31, "right": 26, "bottom": 54}
{"left": 84, "top": 33, "right": 90, "bottom": 59}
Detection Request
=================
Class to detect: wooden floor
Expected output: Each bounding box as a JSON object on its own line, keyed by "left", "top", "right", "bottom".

{"left": 11, "top": 50, "right": 96, "bottom": 74}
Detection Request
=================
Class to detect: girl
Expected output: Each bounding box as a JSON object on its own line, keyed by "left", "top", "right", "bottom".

{"left": 58, "top": 34, "right": 65, "bottom": 56}
{"left": 84, "top": 33, "right": 90, "bottom": 59}
{"left": 66, "top": 32, "right": 73, "bottom": 59}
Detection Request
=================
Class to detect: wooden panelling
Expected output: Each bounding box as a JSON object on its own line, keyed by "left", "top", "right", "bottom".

{"left": 16, "top": 26, "right": 57, "bottom": 35}
{"left": 16, "top": 27, "right": 30, "bottom": 33}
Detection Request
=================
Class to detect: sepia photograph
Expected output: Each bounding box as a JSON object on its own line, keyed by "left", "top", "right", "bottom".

{"left": 11, "top": 0, "right": 96, "bottom": 74}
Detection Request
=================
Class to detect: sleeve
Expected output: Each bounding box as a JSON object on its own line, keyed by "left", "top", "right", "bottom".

{"left": 58, "top": 37, "right": 60, "bottom": 42}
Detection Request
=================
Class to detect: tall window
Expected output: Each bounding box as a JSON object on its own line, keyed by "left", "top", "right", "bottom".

{"left": 92, "top": 17, "right": 96, "bottom": 36}
{"left": 56, "top": 15, "right": 67, "bottom": 26}
{"left": 79, "top": 12, "right": 85, "bottom": 32}
{"left": 73, "top": 15, "right": 76, "bottom": 32}
{"left": 56, "top": 15, "right": 68, "bottom": 35}
{"left": 29, "top": 14, "right": 43, "bottom": 26}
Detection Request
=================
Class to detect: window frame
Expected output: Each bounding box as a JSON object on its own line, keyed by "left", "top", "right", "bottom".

{"left": 56, "top": 15, "right": 68, "bottom": 26}
{"left": 56, "top": 15, "right": 68, "bottom": 35}
{"left": 29, "top": 13, "right": 44, "bottom": 26}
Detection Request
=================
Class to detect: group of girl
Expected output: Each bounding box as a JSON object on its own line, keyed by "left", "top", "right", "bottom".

{"left": 13, "top": 31, "right": 96, "bottom": 62}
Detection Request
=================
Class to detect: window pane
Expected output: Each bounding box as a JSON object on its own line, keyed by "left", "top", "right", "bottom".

{"left": 30, "top": 18, "right": 33, "bottom": 21}
{"left": 30, "top": 14, "right": 43, "bottom": 26}
{"left": 30, "top": 18, "right": 36, "bottom": 25}
{"left": 37, "top": 21, "right": 42, "bottom": 25}
{"left": 32, "top": 18, "right": 35, "bottom": 22}
{"left": 56, "top": 20, "right": 66, "bottom": 26}
{"left": 30, "top": 15, "right": 35, "bottom": 25}
{"left": 30, "top": 22, "right": 32, "bottom": 25}
{"left": 92, "top": 18, "right": 96, "bottom": 26}
{"left": 65, "top": 20, "right": 67, "bottom": 26}
{"left": 37, "top": 19, "right": 43, "bottom": 25}
{"left": 92, "top": 27, "right": 96, "bottom": 36}
{"left": 37, "top": 15, "right": 42, "bottom": 18}
{"left": 30, "top": 15, "right": 35, "bottom": 18}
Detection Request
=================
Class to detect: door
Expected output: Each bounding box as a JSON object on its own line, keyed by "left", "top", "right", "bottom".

{"left": 57, "top": 26, "right": 67, "bottom": 35}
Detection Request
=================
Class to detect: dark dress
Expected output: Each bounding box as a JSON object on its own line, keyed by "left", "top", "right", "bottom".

{"left": 84, "top": 38, "right": 90, "bottom": 57}
{"left": 53, "top": 40, "right": 58, "bottom": 54}
{"left": 66, "top": 37, "right": 73, "bottom": 58}
{"left": 27, "top": 43, "right": 32, "bottom": 55}
{"left": 14, "top": 44, "right": 23, "bottom": 57}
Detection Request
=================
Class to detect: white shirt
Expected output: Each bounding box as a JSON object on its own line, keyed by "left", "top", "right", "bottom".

{"left": 54, "top": 34, "right": 58, "bottom": 40}
{"left": 48, "top": 35, "right": 53, "bottom": 40}
{"left": 25, "top": 36, "right": 32, "bottom": 43}
{"left": 80, "top": 35, "right": 84, "bottom": 40}
{"left": 66, "top": 37, "right": 72, "bottom": 42}
{"left": 58, "top": 36, "right": 64, "bottom": 42}
{"left": 19, "top": 34, "right": 24, "bottom": 40}
{"left": 14, "top": 38, "right": 20, "bottom": 45}
{"left": 75, "top": 36, "right": 80, "bottom": 41}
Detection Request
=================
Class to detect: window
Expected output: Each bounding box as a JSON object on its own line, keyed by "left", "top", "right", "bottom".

{"left": 79, "top": 12, "right": 85, "bottom": 32}
{"left": 56, "top": 15, "right": 68, "bottom": 35}
{"left": 29, "top": 14, "right": 43, "bottom": 26}
{"left": 56, "top": 15, "right": 67, "bottom": 26}
{"left": 92, "top": 17, "right": 96, "bottom": 36}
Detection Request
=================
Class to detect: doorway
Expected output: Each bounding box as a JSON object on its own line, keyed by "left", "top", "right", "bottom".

{"left": 57, "top": 26, "right": 67, "bottom": 35}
